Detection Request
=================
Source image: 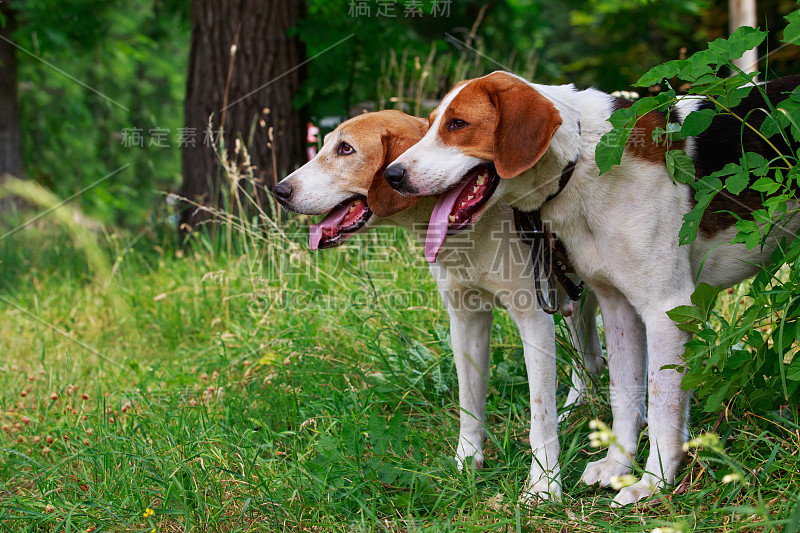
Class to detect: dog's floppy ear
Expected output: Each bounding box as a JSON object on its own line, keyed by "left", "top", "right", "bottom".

{"left": 367, "top": 121, "right": 426, "bottom": 217}
{"left": 490, "top": 81, "right": 562, "bottom": 179}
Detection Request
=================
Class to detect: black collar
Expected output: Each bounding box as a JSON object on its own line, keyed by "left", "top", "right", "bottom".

{"left": 544, "top": 120, "right": 581, "bottom": 204}
{"left": 511, "top": 120, "right": 584, "bottom": 315}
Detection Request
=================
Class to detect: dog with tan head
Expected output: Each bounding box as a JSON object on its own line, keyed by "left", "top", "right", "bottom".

{"left": 274, "top": 109, "right": 606, "bottom": 502}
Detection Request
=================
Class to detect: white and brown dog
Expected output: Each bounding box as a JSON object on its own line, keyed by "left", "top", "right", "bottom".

{"left": 383, "top": 71, "right": 800, "bottom": 505}
{"left": 272, "top": 110, "right": 606, "bottom": 501}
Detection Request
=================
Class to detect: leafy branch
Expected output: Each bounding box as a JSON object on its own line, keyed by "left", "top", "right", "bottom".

{"left": 596, "top": 13, "right": 800, "bottom": 414}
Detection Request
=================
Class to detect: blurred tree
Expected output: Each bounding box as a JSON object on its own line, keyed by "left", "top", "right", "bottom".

{"left": 2, "top": 0, "right": 795, "bottom": 230}
{"left": 297, "top": 0, "right": 798, "bottom": 124}
{"left": 730, "top": 0, "right": 758, "bottom": 73}
{"left": 295, "top": 0, "right": 502, "bottom": 120}
{"left": 180, "top": 0, "right": 307, "bottom": 231}
{"left": 1, "top": 0, "right": 189, "bottom": 226}
{"left": 0, "top": 3, "right": 22, "bottom": 183}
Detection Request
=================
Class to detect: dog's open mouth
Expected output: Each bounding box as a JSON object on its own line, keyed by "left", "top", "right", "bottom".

{"left": 309, "top": 197, "right": 372, "bottom": 250}
{"left": 425, "top": 164, "right": 500, "bottom": 262}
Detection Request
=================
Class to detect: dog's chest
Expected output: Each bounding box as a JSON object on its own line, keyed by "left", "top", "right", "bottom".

{"left": 431, "top": 232, "right": 537, "bottom": 310}
{"left": 537, "top": 199, "right": 613, "bottom": 289}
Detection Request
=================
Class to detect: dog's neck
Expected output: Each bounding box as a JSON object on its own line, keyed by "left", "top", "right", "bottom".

{"left": 379, "top": 197, "right": 438, "bottom": 236}
{"left": 503, "top": 83, "right": 583, "bottom": 212}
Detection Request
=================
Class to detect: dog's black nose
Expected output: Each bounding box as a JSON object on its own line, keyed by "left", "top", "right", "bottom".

{"left": 272, "top": 181, "right": 293, "bottom": 203}
{"left": 384, "top": 164, "right": 406, "bottom": 187}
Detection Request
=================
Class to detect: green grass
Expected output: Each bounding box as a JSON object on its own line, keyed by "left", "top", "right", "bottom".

{"left": 1, "top": 210, "right": 799, "bottom": 532}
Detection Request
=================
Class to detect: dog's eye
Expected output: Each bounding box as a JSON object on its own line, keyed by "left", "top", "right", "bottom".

{"left": 448, "top": 119, "right": 468, "bottom": 131}
{"left": 337, "top": 142, "right": 355, "bottom": 156}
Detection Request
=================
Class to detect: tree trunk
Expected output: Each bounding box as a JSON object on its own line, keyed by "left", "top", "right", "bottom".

{"left": 0, "top": 4, "right": 22, "bottom": 185}
{"left": 730, "top": 0, "right": 758, "bottom": 75}
{"left": 180, "top": 0, "right": 306, "bottom": 231}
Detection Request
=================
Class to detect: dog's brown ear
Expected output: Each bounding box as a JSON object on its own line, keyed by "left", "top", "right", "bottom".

{"left": 490, "top": 80, "right": 562, "bottom": 179}
{"left": 367, "top": 174, "right": 419, "bottom": 218}
{"left": 367, "top": 122, "right": 426, "bottom": 217}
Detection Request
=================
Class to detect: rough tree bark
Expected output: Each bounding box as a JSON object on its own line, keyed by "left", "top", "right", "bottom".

{"left": 180, "top": 0, "right": 306, "bottom": 231}
{"left": 0, "top": 4, "right": 22, "bottom": 185}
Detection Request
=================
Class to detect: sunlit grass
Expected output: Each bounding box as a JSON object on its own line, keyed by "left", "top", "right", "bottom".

{"left": 0, "top": 207, "right": 798, "bottom": 532}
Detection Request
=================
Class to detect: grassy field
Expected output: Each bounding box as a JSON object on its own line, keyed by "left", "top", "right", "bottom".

{"left": 1, "top": 201, "right": 799, "bottom": 532}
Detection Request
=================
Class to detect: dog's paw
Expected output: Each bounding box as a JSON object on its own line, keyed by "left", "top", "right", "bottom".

{"left": 580, "top": 455, "right": 632, "bottom": 487}
{"left": 455, "top": 454, "right": 484, "bottom": 470}
{"left": 521, "top": 464, "right": 562, "bottom": 505}
{"left": 455, "top": 448, "right": 484, "bottom": 470}
{"left": 520, "top": 477, "right": 562, "bottom": 505}
{"left": 611, "top": 478, "right": 659, "bottom": 507}
{"left": 456, "top": 433, "right": 485, "bottom": 470}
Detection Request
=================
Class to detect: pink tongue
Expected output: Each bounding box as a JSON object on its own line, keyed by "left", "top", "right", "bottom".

{"left": 425, "top": 180, "right": 471, "bottom": 263}
{"left": 309, "top": 202, "right": 353, "bottom": 250}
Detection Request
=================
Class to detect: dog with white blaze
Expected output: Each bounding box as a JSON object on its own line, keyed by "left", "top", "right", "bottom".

{"left": 382, "top": 71, "right": 800, "bottom": 505}
{"left": 273, "top": 110, "right": 607, "bottom": 502}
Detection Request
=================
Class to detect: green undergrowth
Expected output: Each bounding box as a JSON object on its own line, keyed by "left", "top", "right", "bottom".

{"left": 0, "top": 215, "right": 798, "bottom": 532}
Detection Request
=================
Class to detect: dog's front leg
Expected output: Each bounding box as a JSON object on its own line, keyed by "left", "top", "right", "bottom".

{"left": 612, "top": 305, "right": 690, "bottom": 506}
{"left": 508, "top": 308, "right": 561, "bottom": 502}
{"left": 580, "top": 289, "right": 647, "bottom": 487}
{"left": 448, "top": 306, "right": 493, "bottom": 470}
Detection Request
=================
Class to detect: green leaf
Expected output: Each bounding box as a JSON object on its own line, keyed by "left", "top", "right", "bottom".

{"left": 680, "top": 176, "right": 722, "bottom": 245}
{"left": 761, "top": 94, "right": 800, "bottom": 140}
{"left": 727, "top": 349, "right": 752, "bottom": 371}
{"left": 682, "top": 54, "right": 717, "bottom": 82}
{"left": 368, "top": 411, "right": 388, "bottom": 454}
{"left": 787, "top": 356, "right": 800, "bottom": 382}
{"left": 432, "top": 363, "right": 448, "bottom": 393}
{"left": 717, "top": 163, "right": 744, "bottom": 178}
{"left": 667, "top": 305, "right": 704, "bottom": 323}
{"left": 653, "top": 123, "right": 682, "bottom": 143}
{"left": 596, "top": 128, "right": 632, "bottom": 174}
{"left": 667, "top": 305, "right": 705, "bottom": 333}
{"left": 752, "top": 208, "right": 773, "bottom": 225}
{"left": 725, "top": 168, "right": 750, "bottom": 195}
{"left": 666, "top": 149, "right": 696, "bottom": 184}
{"left": 596, "top": 92, "right": 676, "bottom": 174}
{"left": 680, "top": 210, "right": 703, "bottom": 246}
{"left": 717, "top": 84, "right": 755, "bottom": 109}
{"left": 704, "top": 380, "right": 732, "bottom": 412}
{"left": 691, "top": 282, "right": 722, "bottom": 320}
{"left": 741, "top": 151, "right": 768, "bottom": 173}
{"left": 750, "top": 177, "right": 780, "bottom": 195}
{"left": 317, "top": 434, "right": 339, "bottom": 457}
{"left": 764, "top": 195, "right": 788, "bottom": 217}
{"left": 681, "top": 108, "right": 716, "bottom": 137}
{"left": 636, "top": 59, "right": 689, "bottom": 86}
{"left": 745, "top": 229, "right": 762, "bottom": 249}
{"left": 783, "top": 9, "right": 800, "bottom": 45}
{"left": 735, "top": 219, "right": 759, "bottom": 233}
{"left": 708, "top": 26, "right": 767, "bottom": 62}
{"left": 388, "top": 411, "right": 408, "bottom": 451}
